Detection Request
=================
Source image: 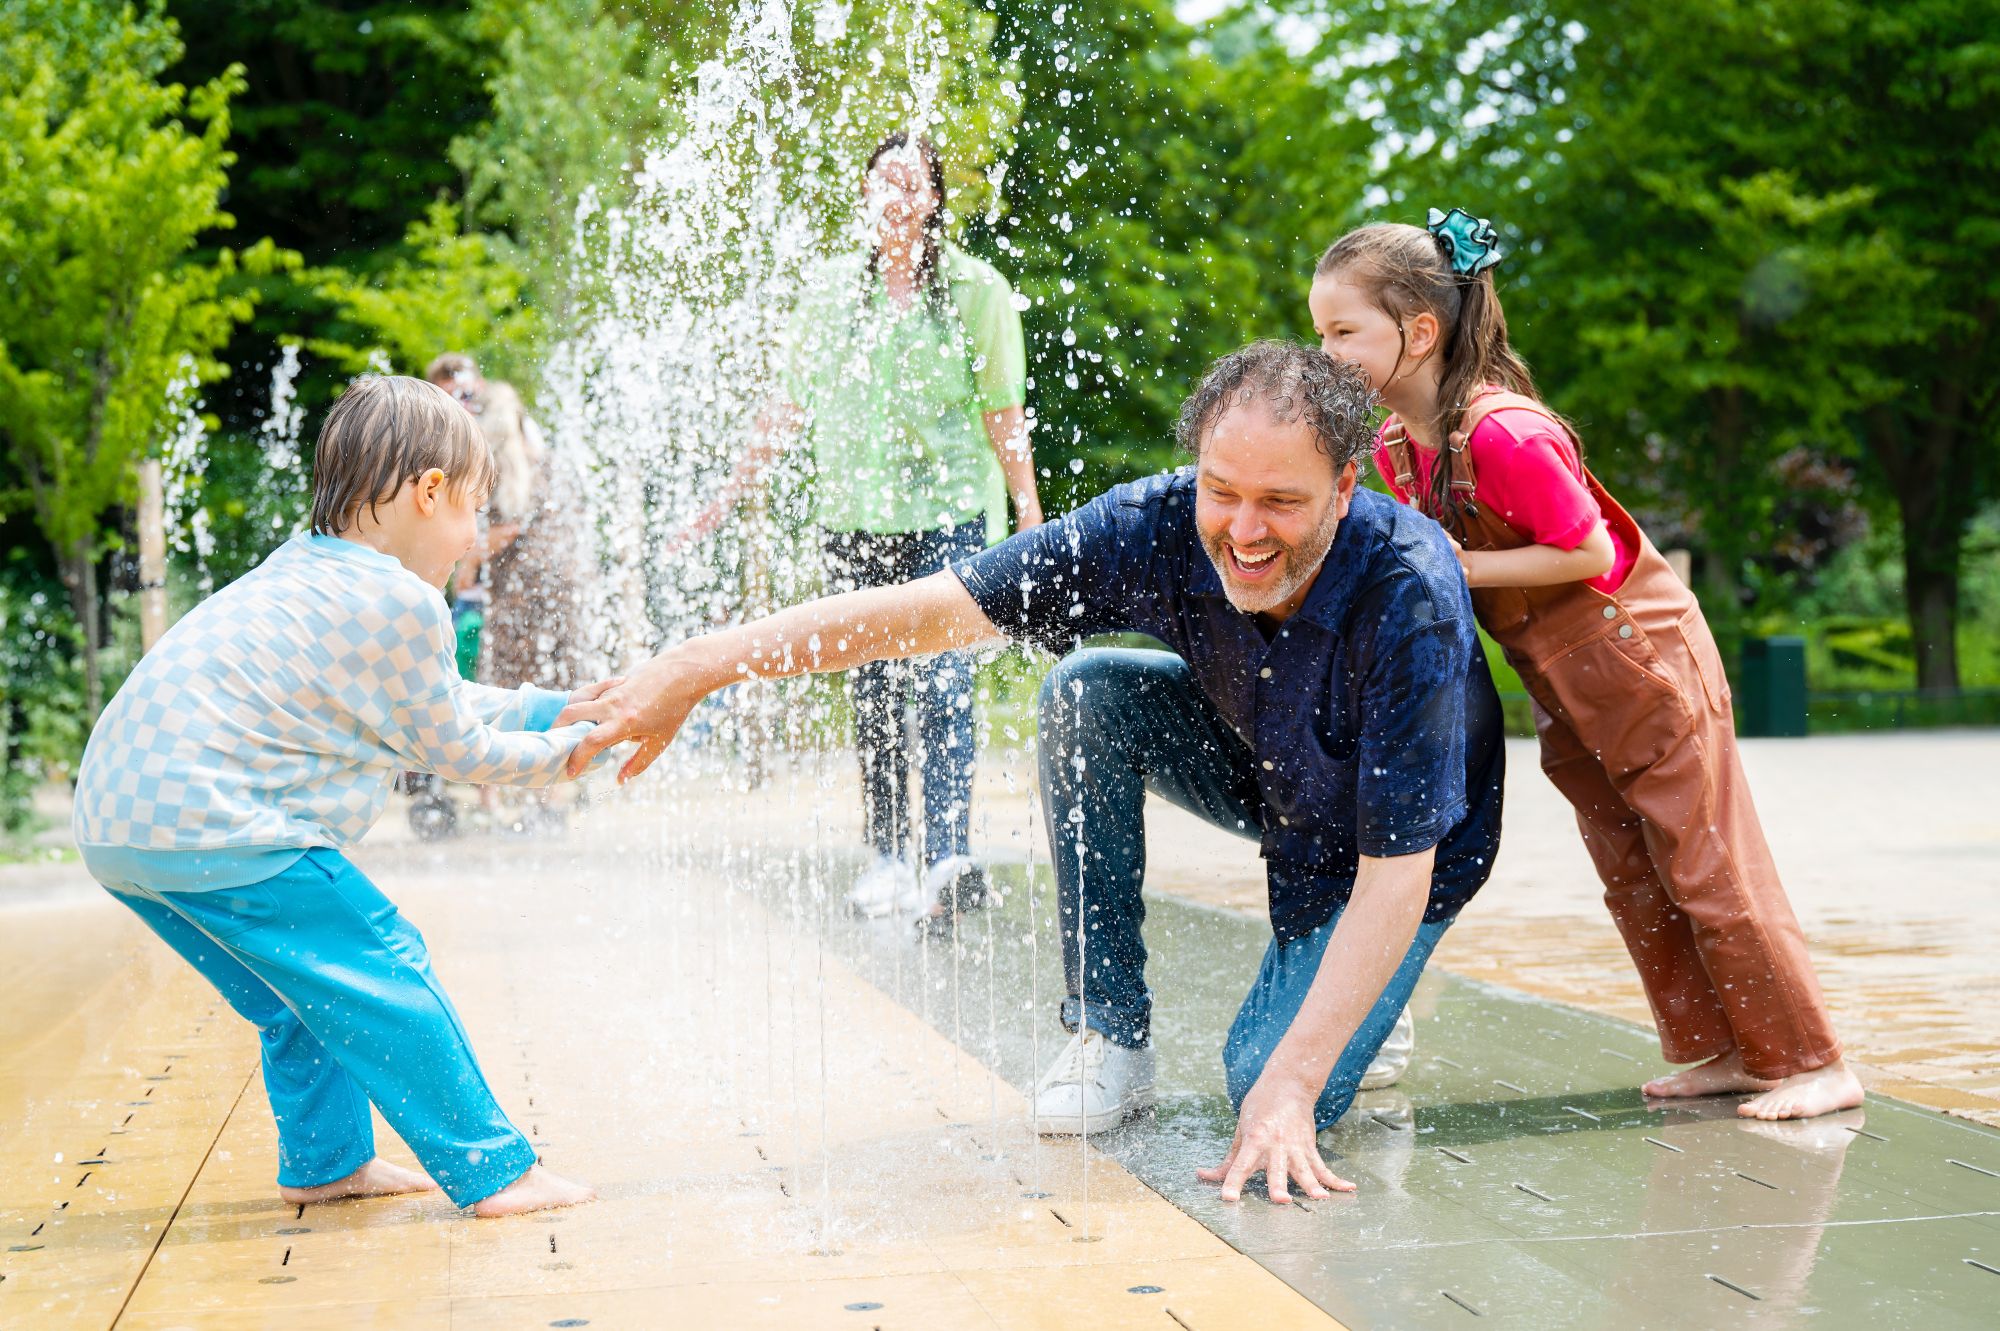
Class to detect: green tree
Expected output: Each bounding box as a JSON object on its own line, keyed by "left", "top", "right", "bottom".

{"left": 163, "top": 0, "right": 490, "bottom": 263}
{"left": 305, "top": 200, "right": 543, "bottom": 382}
{"left": 986, "top": 1, "right": 1376, "bottom": 508}
{"left": 0, "top": 0, "right": 288, "bottom": 714}
{"left": 1320, "top": 0, "right": 1999, "bottom": 687}
{"left": 451, "top": 0, "right": 685, "bottom": 330}
{"left": 156, "top": 0, "right": 497, "bottom": 573}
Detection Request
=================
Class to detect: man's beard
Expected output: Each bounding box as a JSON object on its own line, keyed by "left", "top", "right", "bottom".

{"left": 1200, "top": 502, "right": 1342, "bottom": 615}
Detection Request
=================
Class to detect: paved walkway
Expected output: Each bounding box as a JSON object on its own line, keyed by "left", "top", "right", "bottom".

{"left": 0, "top": 817, "right": 1335, "bottom": 1329}
{"left": 1126, "top": 733, "right": 2000, "bottom": 1127}
{"left": 4, "top": 729, "right": 1993, "bottom": 1327}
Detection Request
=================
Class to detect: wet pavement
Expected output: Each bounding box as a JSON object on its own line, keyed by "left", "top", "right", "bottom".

{"left": 987, "top": 730, "right": 2000, "bottom": 1128}
{"left": 0, "top": 815, "right": 1335, "bottom": 1330}
{"left": 822, "top": 867, "right": 2000, "bottom": 1330}
{"left": 4, "top": 728, "right": 1995, "bottom": 1327}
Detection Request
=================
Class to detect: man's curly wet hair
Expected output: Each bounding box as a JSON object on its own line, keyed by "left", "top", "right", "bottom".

{"left": 1175, "top": 341, "right": 1379, "bottom": 474}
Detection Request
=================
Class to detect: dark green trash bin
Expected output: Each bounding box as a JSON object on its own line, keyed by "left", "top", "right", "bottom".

{"left": 1738, "top": 635, "right": 1807, "bottom": 737}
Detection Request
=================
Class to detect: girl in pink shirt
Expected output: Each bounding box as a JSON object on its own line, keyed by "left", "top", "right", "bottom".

{"left": 1308, "top": 210, "right": 1860, "bottom": 1121}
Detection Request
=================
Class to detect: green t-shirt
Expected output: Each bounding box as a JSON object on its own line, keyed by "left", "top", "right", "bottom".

{"left": 786, "top": 243, "right": 1027, "bottom": 538}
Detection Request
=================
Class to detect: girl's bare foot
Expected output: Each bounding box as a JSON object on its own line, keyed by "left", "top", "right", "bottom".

{"left": 1642, "top": 1048, "right": 1777, "bottom": 1099}
{"left": 1738, "top": 1058, "right": 1865, "bottom": 1121}
{"left": 470, "top": 1165, "right": 596, "bottom": 1218}
{"left": 278, "top": 1158, "right": 438, "bottom": 1205}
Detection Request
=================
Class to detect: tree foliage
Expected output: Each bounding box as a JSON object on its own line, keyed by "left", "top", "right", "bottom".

{"left": 0, "top": 0, "right": 288, "bottom": 713}
{"left": 305, "top": 201, "right": 543, "bottom": 382}
{"left": 985, "top": 1, "right": 1376, "bottom": 509}
{"left": 1313, "top": 0, "right": 2000, "bottom": 682}
{"left": 164, "top": 0, "right": 489, "bottom": 263}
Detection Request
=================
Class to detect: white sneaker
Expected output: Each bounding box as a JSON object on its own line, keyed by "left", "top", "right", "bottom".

{"left": 1360, "top": 1007, "right": 1415, "bottom": 1091}
{"left": 922, "top": 854, "right": 995, "bottom": 912}
{"left": 846, "top": 854, "right": 919, "bottom": 918}
{"left": 1033, "top": 1029, "right": 1155, "bottom": 1135}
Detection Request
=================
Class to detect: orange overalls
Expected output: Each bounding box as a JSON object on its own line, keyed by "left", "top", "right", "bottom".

{"left": 1382, "top": 392, "right": 1840, "bottom": 1079}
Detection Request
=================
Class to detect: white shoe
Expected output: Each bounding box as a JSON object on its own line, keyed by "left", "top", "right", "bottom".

{"left": 1360, "top": 1007, "right": 1415, "bottom": 1091}
{"left": 922, "top": 854, "right": 995, "bottom": 912}
{"left": 846, "top": 854, "right": 919, "bottom": 918}
{"left": 1033, "top": 1029, "right": 1155, "bottom": 1135}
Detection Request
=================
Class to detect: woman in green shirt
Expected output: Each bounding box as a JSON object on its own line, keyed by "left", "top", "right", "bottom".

{"left": 725, "top": 131, "right": 1042, "bottom": 924}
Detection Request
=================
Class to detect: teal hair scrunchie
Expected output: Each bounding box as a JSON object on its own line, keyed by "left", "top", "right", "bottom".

{"left": 1426, "top": 206, "right": 1503, "bottom": 277}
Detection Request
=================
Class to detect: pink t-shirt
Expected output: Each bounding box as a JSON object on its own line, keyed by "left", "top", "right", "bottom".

{"left": 1372, "top": 405, "right": 1637, "bottom": 595}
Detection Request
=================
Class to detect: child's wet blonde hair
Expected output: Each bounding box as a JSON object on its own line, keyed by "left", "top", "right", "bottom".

{"left": 310, "top": 376, "right": 494, "bottom": 536}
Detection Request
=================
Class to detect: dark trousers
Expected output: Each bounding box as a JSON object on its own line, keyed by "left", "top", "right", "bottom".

{"left": 822, "top": 519, "right": 986, "bottom": 869}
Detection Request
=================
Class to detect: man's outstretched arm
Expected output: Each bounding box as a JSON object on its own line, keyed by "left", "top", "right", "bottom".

{"left": 559, "top": 570, "right": 1004, "bottom": 781}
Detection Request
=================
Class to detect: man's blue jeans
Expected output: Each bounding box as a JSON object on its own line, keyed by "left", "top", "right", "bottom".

{"left": 1039, "top": 648, "right": 1455, "bottom": 1130}
{"left": 825, "top": 520, "right": 986, "bottom": 869}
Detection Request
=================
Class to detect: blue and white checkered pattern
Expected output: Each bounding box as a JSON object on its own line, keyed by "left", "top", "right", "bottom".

{"left": 74, "top": 533, "right": 587, "bottom": 856}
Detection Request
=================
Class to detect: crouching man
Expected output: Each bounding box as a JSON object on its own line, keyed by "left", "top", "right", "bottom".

{"left": 565, "top": 343, "right": 1504, "bottom": 1202}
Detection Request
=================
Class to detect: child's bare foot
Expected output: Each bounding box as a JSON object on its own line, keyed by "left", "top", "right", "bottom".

{"left": 1738, "top": 1058, "right": 1865, "bottom": 1121}
{"left": 1642, "top": 1048, "right": 1777, "bottom": 1099}
{"left": 470, "top": 1165, "right": 596, "bottom": 1217}
{"left": 279, "top": 1158, "right": 438, "bottom": 1205}
{"left": 1735, "top": 1106, "right": 1866, "bottom": 1150}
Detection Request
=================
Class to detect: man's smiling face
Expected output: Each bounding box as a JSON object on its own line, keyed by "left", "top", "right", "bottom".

{"left": 1194, "top": 403, "right": 1358, "bottom": 622}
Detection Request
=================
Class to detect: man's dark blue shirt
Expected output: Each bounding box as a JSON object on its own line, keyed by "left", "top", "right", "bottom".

{"left": 953, "top": 470, "right": 1505, "bottom": 941}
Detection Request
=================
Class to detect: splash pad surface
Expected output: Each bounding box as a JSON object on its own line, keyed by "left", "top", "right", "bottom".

{"left": 8, "top": 751, "right": 2000, "bottom": 1330}
{"left": 0, "top": 795, "right": 1336, "bottom": 1331}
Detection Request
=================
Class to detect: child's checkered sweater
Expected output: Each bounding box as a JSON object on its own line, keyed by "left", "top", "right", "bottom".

{"left": 74, "top": 533, "right": 589, "bottom": 891}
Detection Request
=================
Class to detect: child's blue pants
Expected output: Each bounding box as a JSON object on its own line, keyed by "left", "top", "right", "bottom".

{"left": 97, "top": 848, "right": 536, "bottom": 1206}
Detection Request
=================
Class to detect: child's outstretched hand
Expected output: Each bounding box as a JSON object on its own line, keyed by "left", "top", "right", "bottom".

{"left": 1444, "top": 532, "right": 1477, "bottom": 584}
{"left": 567, "top": 677, "right": 625, "bottom": 709}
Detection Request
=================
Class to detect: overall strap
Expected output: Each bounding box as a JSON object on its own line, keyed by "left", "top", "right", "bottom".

{"left": 1380, "top": 413, "right": 1478, "bottom": 529}
{"left": 1377, "top": 416, "right": 1420, "bottom": 495}
{"left": 1456, "top": 391, "right": 1574, "bottom": 453}
{"left": 1455, "top": 390, "right": 1576, "bottom": 506}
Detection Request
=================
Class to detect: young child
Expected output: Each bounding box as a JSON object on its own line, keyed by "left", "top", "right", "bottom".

{"left": 72, "top": 375, "right": 608, "bottom": 1214}
{"left": 1308, "top": 211, "right": 1863, "bottom": 1120}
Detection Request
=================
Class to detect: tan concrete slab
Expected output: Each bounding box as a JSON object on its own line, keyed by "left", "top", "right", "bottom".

{"left": 3, "top": 800, "right": 1344, "bottom": 1330}
{"left": 0, "top": 896, "right": 250, "bottom": 1331}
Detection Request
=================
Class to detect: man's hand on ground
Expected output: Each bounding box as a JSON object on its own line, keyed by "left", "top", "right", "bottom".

{"left": 1196, "top": 1073, "right": 1355, "bottom": 1204}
